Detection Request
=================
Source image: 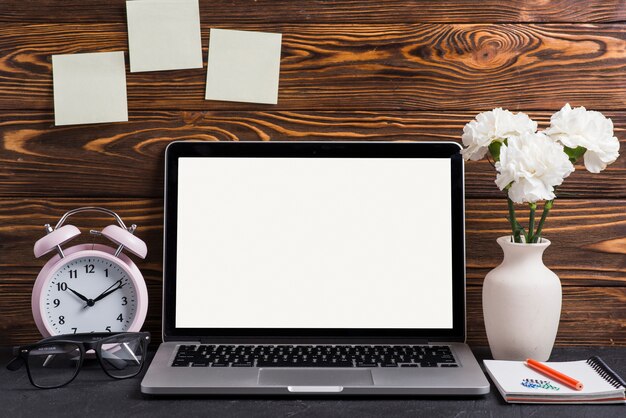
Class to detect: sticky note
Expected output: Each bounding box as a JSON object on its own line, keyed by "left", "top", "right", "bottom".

{"left": 126, "top": 0, "right": 203, "bottom": 72}
{"left": 205, "top": 28, "right": 282, "bottom": 105}
{"left": 52, "top": 51, "right": 128, "bottom": 126}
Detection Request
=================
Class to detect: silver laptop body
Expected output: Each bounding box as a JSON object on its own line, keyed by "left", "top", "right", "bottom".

{"left": 141, "top": 141, "right": 490, "bottom": 395}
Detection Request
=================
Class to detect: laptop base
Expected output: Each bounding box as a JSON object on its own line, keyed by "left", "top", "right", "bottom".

{"left": 141, "top": 342, "right": 489, "bottom": 395}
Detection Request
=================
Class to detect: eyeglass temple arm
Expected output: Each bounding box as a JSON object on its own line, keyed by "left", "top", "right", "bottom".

{"left": 6, "top": 346, "right": 60, "bottom": 371}
{"left": 6, "top": 356, "right": 24, "bottom": 371}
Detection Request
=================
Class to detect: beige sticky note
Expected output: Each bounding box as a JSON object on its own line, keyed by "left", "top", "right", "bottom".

{"left": 205, "top": 28, "right": 282, "bottom": 104}
{"left": 126, "top": 0, "right": 203, "bottom": 72}
{"left": 52, "top": 51, "right": 128, "bottom": 126}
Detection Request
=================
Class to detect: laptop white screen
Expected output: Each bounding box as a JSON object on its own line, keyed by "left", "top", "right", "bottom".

{"left": 175, "top": 157, "right": 453, "bottom": 329}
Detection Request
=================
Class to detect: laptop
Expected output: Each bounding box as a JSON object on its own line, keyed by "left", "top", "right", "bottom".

{"left": 141, "top": 141, "right": 490, "bottom": 395}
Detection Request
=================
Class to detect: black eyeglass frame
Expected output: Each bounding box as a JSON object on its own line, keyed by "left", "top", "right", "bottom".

{"left": 7, "top": 332, "right": 151, "bottom": 389}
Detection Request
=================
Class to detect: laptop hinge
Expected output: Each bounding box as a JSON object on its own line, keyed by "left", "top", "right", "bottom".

{"left": 196, "top": 338, "right": 432, "bottom": 345}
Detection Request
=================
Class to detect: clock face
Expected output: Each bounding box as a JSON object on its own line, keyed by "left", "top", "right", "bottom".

{"left": 41, "top": 255, "right": 138, "bottom": 335}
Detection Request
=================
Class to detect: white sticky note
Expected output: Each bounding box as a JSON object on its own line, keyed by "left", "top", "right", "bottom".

{"left": 52, "top": 51, "right": 128, "bottom": 126}
{"left": 126, "top": 0, "right": 203, "bottom": 72}
{"left": 205, "top": 29, "right": 282, "bottom": 104}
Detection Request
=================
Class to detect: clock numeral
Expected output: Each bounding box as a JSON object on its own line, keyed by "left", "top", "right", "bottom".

{"left": 71, "top": 327, "right": 77, "bottom": 334}
{"left": 58, "top": 316, "right": 65, "bottom": 325}
{"left": 57, "top": 282, "right": 67, "bottom": 291}
{"left": 69, "top": 269, "right": 78, "bottom": 279}
{"left": 106, "top": 326, "right": 112, "bottom": 332}
{"left": 84, "top": 264, "right": 95, "bottom": 274}
{"left": 116, "top": 314, "right": 123, "bottom": 322}
{"left": 121, "top": 296, "right": 128, "bottom": 306}
{"left": 104, "top": 268, "right": 109, "bottom": 277}
{"left": 53, "top": 298, "right": 60, "bottom": 307}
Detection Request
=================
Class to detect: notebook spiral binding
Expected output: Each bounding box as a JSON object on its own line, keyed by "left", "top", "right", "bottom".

{"left": 587, "top": 356, "right": 626, "bottom": 389}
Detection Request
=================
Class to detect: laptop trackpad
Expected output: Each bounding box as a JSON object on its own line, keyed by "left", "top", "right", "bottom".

{"left": 258, "top": 369, "right": 374, "bottom": 387}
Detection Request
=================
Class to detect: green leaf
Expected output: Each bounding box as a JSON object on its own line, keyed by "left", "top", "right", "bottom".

{"left": 488, "top": 141, "right": 503, "bottom": 162}
{"left": 563, "top": 146, "right": 587, "bottom": 164}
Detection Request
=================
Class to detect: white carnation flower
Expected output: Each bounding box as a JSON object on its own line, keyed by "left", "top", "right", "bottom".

{"left": 545, "top": 103, "right": 620, "bottom": 173}
{"left": 461, "top": 108, "right": 537, "bottom": 161}
{"left": 495, "top": 132, "right": 574, "bottom": 203}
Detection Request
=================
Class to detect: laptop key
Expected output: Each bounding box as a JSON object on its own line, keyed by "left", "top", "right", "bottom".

{"left": 173, "top": 344, "right": 458, "bottom": 368}
{"left": 356, "top": 362, "right": 378, "bottom": 367}
{"left": 420, "top": 362, "right": 438, "bottom": 367}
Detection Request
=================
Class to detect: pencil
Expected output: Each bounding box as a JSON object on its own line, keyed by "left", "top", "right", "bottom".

{"left": 525, "top": 358, "right": 584, "bottom": 391}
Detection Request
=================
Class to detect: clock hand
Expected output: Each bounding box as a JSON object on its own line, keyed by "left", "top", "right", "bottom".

{"left": 90, "top": 279, "right": 122, "bottom": 303}
{"left": 92, "top": 279, "right": 126, "bottom": 304}
{"left": 92, "top": 282, "right": 126, "bottom": 303}
{"left": 66, "top": 286, "right": 90, "bottom": 303}
{"left": 82, "top": 279, "right": 121, "bottom": 308}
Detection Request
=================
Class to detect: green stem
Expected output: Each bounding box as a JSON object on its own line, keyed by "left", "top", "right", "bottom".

{"left": 532, "top": 200, "right": 553, "bottom": 243}
{"left": 507, "top": 197, "right": 524, "bottom": 243}
{"left": 528, "top": 202, "right": 537, "bottom": 243}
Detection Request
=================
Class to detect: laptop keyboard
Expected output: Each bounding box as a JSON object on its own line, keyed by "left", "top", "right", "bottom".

{"left": 172, "top": 345, "right": 458, "bottom": 368}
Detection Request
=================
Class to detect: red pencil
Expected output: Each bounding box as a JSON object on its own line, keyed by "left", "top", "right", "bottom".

{"left": 525, "top": 358, "right": 584, "bottom": 391}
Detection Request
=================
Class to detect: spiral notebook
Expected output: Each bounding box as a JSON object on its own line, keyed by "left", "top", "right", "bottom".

{"left": 484, "top": 357, "right": 626, "bottom": 404}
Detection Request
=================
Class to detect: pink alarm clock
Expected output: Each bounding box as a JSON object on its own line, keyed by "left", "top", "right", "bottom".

{"left": 32, "top": 207, "right": 148, "bottom": 337}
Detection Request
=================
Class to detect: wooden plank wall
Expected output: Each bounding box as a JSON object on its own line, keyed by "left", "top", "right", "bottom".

{"left": 0, "top": 1, "right": 625, "bottom": 346}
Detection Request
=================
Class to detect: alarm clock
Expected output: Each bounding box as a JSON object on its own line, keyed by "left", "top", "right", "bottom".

{"left": 31, "top": 207, "right": 148, "bottom": 337}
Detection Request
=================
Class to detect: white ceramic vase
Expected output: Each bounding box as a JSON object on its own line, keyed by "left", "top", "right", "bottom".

{"left": 482, "top": 236, "right": 562, "bottom": 361}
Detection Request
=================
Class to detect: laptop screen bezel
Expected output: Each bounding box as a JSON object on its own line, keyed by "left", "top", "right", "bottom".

{"left": 163, "top": 141, "right": 466, "bottom": 343}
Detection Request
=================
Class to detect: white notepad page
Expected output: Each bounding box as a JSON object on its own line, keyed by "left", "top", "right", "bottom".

{"left": 484, "top": 359, "right": 624, "bottom": 399}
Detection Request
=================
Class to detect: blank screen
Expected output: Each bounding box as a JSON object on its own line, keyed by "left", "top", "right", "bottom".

{"left": 176, "top": 157, "right": 453, "bottom": 329}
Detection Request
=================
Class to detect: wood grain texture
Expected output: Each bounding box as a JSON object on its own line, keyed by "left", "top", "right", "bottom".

{"left": 1, "top": 23, "right": 626, "bottom": 111}
{"left": 465, "top": 287, "right": 626, "bottom": 347}
{"left": 0, "top": 198, "right": 624, "bottom": 283}
{"left": 0, "top": 111, "right": 624, "bottom": 198}
{"left": 466, "top": 200, "right": 626, "bottom": 285}
{"left": 1, "top": 0, "right": 624, "bottom": 348}
{"left": 1, "top": 1, "right": 625, "bottom": 24}
{"left": 2, "top": 283, "right": 623, "bottom": 347}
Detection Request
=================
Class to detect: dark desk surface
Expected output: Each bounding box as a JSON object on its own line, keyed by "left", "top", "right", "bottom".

{"left": 2, "top": 346, "right": 624, "bottom": 417}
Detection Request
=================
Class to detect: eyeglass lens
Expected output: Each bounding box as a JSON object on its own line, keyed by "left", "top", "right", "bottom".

{"left": 27, "top": 342, "right": 81, "bottom": 388}
{"left": 98, "top": 334, "right": 146, "bottom": 379}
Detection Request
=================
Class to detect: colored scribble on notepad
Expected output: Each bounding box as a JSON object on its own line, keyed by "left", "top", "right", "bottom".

{"left": 521, "top": 378, "right": 560, "bottom": 391}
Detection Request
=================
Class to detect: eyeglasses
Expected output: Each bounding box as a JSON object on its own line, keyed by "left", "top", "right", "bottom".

{"left": 6, "top": 332, "right": 150, "bottom": 389}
